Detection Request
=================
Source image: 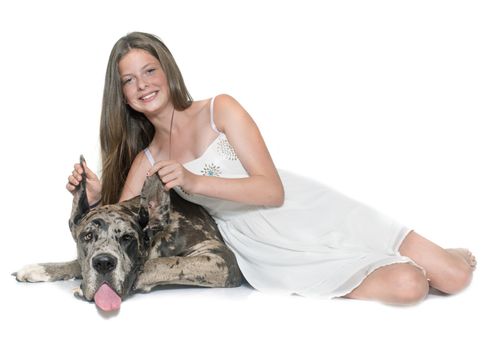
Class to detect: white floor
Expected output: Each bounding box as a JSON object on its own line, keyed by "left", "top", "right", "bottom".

{"left": 3, "top": 247, "right": 491, "bottom": 350}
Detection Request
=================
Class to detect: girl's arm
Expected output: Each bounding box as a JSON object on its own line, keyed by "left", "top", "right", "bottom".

{"left": 119, "top": 151, "right": 150, "bottom": 202}
{"left": 192, "top": 94, "right": 284, "bottom": 206}
{"left": 150, "top": 94, "right": 285, "bottom": 207}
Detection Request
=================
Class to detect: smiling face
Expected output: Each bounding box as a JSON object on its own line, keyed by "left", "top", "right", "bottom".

{"left": 118, "top": 49, "right": 170, "bottom": 117}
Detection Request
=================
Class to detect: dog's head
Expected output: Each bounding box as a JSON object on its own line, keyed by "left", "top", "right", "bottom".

{"left": 68, "top": 156, "right": 170, "bottom": 311}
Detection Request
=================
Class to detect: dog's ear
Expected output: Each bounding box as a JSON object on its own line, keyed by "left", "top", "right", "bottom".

{"left": 68, "top": 155, "right": 90, "bottom": 236}
{"left": 139, "top": 174, "right": 171, "bottom": 231}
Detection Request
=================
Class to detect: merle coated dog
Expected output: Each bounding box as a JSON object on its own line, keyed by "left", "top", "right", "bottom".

{"left": 14, "top": 157, "right": 242, "bottom": 311}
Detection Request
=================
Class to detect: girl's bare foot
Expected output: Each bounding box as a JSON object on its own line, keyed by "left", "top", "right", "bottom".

{"left": 446, "top": 248, "right": 477, "bottom": 269}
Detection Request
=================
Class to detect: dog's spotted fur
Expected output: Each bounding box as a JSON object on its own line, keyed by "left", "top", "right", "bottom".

{"left": 14, "top": 157, "right": 242, "bottom": 303}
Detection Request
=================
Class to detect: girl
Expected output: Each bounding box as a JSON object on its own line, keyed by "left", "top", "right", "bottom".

{"left": 67, "top": 32, "right": 475, "bottom": 305}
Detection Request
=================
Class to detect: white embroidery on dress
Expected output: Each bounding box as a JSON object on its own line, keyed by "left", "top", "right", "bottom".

{"left": 201, "top": 163, "right": 222, "bottom": 177}
{"left": 177, "top": 186, "right": 193, "bottom": 197}
{"left": 216, "top": 138, "right": 238, "bottom": 161}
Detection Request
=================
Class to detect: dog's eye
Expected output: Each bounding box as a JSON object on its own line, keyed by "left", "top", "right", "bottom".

{"left": 82, "top": 232, "right": 93, "bottom": 242}
{"left": 120, "top": 234, "right": 134, "bottom": 243}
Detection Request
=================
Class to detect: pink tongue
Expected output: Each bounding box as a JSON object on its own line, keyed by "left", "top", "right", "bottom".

{"left": 94, "top": 283, "right": 121, "bottom": 312}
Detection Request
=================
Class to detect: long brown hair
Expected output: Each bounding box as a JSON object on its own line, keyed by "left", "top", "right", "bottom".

{"left": 100, "top": 32, "right": 192, "bottom": 204}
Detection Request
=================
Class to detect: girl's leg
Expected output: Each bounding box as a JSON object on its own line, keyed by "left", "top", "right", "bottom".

{"left": 344, "top": 263, "right": 429, "bottom": 305}
{"left": 344, "top": 231, "right": 475, "bottom": 304}
{"left": 398, "top": 231, "right": 475, "bottom": 294}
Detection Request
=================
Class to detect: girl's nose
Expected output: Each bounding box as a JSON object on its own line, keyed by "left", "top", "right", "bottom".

{"left": 137, "top": 77, "right": 148, "bottom": 91}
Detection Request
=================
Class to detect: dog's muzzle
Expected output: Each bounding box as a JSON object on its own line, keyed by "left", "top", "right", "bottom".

{"left": 90, "top": 253, "right": 122, "bottom": 311}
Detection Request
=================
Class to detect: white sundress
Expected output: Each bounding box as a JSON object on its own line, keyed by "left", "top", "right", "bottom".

{"left": 143, "top": 96, "right": 416, "bottom": 298}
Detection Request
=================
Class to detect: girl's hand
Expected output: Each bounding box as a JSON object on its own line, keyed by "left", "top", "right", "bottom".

{"left": 66, "top": 160, "right": 102, "bottom": 206}
{"left": 147, "top": 160, "right": 199, "bottom": 193}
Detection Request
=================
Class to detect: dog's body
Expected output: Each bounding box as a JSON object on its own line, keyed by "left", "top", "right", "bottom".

{"left": 14, "top": 160, "right": 242, "bottom": 311}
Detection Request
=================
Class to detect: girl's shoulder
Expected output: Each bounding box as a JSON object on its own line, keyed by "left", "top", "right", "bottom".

{"left": 213, "top": 93, "right": 241, "bottom": 109}
{"left": 209, "top": 94, "right": 249, "bottom": 133}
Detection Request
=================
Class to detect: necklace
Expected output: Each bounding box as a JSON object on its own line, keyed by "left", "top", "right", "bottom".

{"left": 165, "top": 107, "right": 175, "bottom": 221}
{"left": 168, "top": 107, "right": 175, "bottom": 160}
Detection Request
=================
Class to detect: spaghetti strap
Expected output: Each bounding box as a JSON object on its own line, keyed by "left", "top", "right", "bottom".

{"left": 209, "top": 96, "right": 220, "bottom": 134}
{"left": 143, "top": 148, "right": 155, "bottom": 166}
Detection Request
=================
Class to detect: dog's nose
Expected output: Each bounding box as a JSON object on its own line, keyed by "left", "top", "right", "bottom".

{"left": 92, "top": 254, "right": 117, "bottom": 274}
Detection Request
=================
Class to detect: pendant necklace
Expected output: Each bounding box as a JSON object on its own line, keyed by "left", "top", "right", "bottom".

{"left": 168, "top": 107, "right": 175, "bottom": 160}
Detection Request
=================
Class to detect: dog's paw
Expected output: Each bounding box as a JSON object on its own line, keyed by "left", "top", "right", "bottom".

{"left": 73, "top": 286, "right": 85, "bottom": 299}
{"left": 132, "top": 279, "right": 153, "bottom": 293}
{"left": 13, "top": 264, "right": 51, "bottom": 282}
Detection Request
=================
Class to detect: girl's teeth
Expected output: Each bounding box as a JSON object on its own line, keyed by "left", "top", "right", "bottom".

{"left": 142, "top": 92, "right": 156, "bottom": 100}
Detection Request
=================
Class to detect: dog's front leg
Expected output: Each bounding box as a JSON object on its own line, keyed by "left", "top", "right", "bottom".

{"left": 133, "top": 254, "right": 235, "bottom": 293}
{"left": 13, "top": 260, "right": 81, "bottom": 282}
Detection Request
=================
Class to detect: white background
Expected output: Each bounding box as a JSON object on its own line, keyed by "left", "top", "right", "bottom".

{"left": 1, "top": 0, "right": 491, "bottom": 349}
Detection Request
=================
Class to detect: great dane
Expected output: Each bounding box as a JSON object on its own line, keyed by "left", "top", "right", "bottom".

{"left": 13, "top": 157, "right": 242, "bottom": 311}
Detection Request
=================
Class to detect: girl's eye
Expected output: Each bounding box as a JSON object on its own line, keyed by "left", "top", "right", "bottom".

{"left": 122, "top": 77, "right": 133, "bottom": 85}
{"left": 146, "top": 68, "right": 156, "bottom": 74}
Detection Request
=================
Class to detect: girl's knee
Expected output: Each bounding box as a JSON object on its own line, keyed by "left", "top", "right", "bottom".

{"left": 391, "top": 266, "right": 429, "bottom": 305}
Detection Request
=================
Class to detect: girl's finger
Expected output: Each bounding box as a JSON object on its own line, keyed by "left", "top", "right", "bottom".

{"left": 157, "top": 164, "right": 179, "bottom": 179}
{"left": 148, "top": 160, "right": 176, "bottom": 177}
{"left": 147, "top": 163, "right": 164, "bottom": 177}
{"left": 72, "top": 170, "right": 82, "bottom": 181}
{"left": 68, "top": 175, "right": 79, "bottom": 186}
{"left": 74, "top": 163, "right": 84, "bottom": 175}
{"left": 159, "top": 173, "right": 178, "bottom": 185}
{"left": 164, "top": 180, "right": 179, "bottom": 191}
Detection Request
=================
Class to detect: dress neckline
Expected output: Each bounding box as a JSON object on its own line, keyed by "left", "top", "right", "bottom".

{"left": 183, "top": 133, "right": 223, "bottom": 165}
{"left": 144, "top": 133, "right": 223, "bottom": 167}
